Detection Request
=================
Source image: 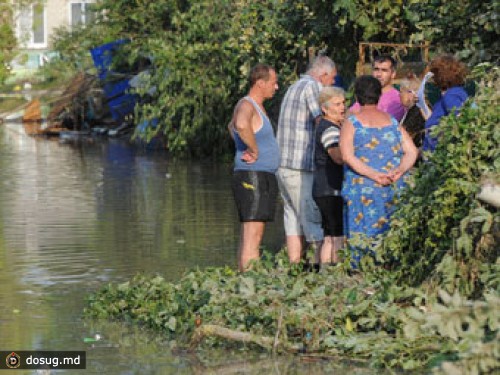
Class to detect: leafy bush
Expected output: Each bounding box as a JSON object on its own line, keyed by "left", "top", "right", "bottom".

{"left": 407, "top": 0, "right": 499, "bottom": 64}
{"left": 0, "top": 1, "right": 16, "bottom": 84}
{"left": 85, "top": 250, "right": 499, "bottom": 372}
{"left": 377, "top": 65, "right": 499, "bottom": 298}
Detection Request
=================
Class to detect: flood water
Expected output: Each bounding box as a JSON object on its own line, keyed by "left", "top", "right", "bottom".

{"left": 0, "top": 125, "right": 375, "bottom": 374}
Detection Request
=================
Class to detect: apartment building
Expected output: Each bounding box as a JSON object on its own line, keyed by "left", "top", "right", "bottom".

{"left": 12, "top": 0, "right": 95, "bottom": 75}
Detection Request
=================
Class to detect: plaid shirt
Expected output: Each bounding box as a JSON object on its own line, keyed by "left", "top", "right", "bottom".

{"left": 277, "top": 75, "right": 322, "bottom": 171}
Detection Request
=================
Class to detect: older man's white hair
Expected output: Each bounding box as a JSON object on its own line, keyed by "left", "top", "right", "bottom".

{"left": 308, "top": 55, "right": 336, "bottom": 75}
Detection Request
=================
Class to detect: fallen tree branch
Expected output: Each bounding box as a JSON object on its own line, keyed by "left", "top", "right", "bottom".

{"left": 190, "top": 324, "right": 301, "bottom": 353}
{"left": 273, "top": 309, "right": 284, "bottom": 355}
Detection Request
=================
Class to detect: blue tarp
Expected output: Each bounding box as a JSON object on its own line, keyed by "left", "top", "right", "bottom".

{"left": 90, "top": 40, "right": 137, "bottom": 123}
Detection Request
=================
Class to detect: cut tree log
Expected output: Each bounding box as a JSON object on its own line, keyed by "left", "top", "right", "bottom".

{"left": 190, "top": 324, "right": 301, "bottom": 353}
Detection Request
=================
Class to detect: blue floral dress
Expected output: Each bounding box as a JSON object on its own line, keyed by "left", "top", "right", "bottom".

{"left": 342, "top": 115, "right": 407, "bottom": 265}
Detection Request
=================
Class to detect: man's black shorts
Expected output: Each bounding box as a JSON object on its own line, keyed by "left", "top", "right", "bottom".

{"left": 232, "top": 170, "right": 278, "bottom": 222}
{"left": 313, "top": 195, "right": 344, "bottom": 236}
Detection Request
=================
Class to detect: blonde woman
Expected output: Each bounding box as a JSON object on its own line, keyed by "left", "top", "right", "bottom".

{"left": 399, "top": 75, "right": 425, "bottom": 148}
{"left": 313, "top": 87, "right": 346, "bottom": 268}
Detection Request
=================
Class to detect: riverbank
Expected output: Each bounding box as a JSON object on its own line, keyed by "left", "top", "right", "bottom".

{"left": 84, "top": 250, "right": 499, "bottom": 374}
{"left": 1, "top": 60, "right": 77, "bottom": 122}
{"left": 0, "top": 89, "right": 64, "bottom": 122}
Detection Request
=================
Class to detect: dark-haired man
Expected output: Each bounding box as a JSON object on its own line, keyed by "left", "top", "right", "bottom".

{"left": 350, "top": 55, "right": 405, "bottom": 121}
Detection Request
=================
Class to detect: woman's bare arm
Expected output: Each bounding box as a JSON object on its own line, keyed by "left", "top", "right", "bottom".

{"left": 340, "top": 120, "right": 392, "bottom": 186}
{"left": 388, "top": 126, "right": 418, "bottom": 182}
{"left": 327, "top": 146, "right": 343, "bottom": 165}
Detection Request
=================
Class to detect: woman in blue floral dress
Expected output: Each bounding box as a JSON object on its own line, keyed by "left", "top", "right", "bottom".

{"left": 340, "top": 76, "right": 418, "bottom": 266}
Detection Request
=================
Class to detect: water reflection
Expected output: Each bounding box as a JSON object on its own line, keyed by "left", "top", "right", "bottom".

{"left": 0, "top": 125, "right": 287, "bottom": 374}
{"left": 76, "top": 321, "right": 380, "bottom": 375}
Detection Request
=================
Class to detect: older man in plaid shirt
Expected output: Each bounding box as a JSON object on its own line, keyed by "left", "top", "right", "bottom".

{"left": 277, "top": 56, "right": 337, "bottom": 267}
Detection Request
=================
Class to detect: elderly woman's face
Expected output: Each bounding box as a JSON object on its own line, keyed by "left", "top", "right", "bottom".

{"left": 322, "top": 96, "right": 346, "bottom": 121}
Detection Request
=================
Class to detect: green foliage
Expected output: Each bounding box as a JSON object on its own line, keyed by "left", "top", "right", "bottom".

{"left": 403, "top": 290, "right": 499, "bottom": 375}
{"left": 85, "top": 250, "right": 499, "bottom": 372}
{"left": 0, "top": 1, "right": 17, "bottom": 84}
{"left": 90, "top": 0, "right": 183, "bottom": 38}
{"left": 1, "top": 1, "right": 50, "bottom": 83}
{"left": 48, "top": 0, "right": 498, "bottom": 156}
{"left": 86, "top": 253, "right": 408, "bottom": 362}
{"left": 133, "top": 0, "right": 335, "bottom": 156}
{"left": 134, "top": 1, "right": 240, "bottom": 156}
{"left": 332, "top": 0, "right": 411, "bottom": 41}
{"left": 376, "top": 65, "right": 499, "bottom": 298}
{"left": 35, "top": 57, "right": 69, "bottom": 82}
{"left": 407, "top": 0, "right": 499, "bottom": 64}
{"left": 50, "top": 24, "right": 120, "bottom": 72}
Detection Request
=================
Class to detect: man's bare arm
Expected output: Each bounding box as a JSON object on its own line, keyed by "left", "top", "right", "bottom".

{"left": 234, "top": 100, "right": 258, "bottom": 162}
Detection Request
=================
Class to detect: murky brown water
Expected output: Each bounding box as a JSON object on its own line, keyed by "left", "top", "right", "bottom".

{"left": 0, "top": 124, "right": 381, "bottom": 374}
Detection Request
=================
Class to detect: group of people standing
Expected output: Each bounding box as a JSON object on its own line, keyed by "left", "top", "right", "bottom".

{"left": 229, "top": 53, "right": 469, "bottom": 272}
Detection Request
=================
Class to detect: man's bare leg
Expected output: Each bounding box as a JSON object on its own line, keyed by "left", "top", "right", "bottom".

{"left": 238, "top": 221, "right": 265, "bottom": 272}
{"left": 286, "top": 235, "right": 304, "bottom": 263}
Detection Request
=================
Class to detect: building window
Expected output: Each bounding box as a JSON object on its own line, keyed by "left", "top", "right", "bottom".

{"left": 16, "top": 3, "right": 46, "bottom": 48}
{"left": 70, "top": 2, "right": 96, "bottom": 26}
{"left": 32, "top": 4, "right": 44, "bottom": 44}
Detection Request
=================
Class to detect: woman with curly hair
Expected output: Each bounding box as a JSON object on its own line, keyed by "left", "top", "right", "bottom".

{"left": 422, "top": 54, "right": 469, "bottom": 152}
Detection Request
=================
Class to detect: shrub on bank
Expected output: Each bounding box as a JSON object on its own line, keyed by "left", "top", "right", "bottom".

{"left": 377, "top": 64, "right": 499, "bottom": 299}
{"left": 85, "top": 252, "right": 498, "bottom": 372}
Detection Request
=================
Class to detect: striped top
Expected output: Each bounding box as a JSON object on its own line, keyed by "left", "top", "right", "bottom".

{"left": 313, "top": 118, "right": 343, "bottom": 197}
